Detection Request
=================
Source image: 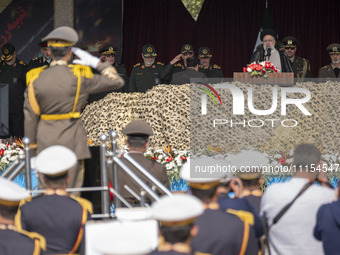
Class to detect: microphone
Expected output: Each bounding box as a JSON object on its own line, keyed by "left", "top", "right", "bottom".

{"left": 266, "top": 48, "right": 271, "bottom": 60}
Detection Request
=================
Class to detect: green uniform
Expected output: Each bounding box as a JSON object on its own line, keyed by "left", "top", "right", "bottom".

{"left": 129, "top": 62, "right": 165, "bottom": 92}
{"left": 289, "top": 56, "right": 311, "bottom": 81}
{"left": 318, "top": 64, "right": 340, "bottom": 79}
{"left": 199, "top": 63, "right": 224, "bottom": 81}
{"left": 160, "top": 62, "right": 186, "bottom": 84}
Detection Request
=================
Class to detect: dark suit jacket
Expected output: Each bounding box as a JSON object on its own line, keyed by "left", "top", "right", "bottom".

{"left": 171, "top": 68, "right": 207, "bottom": 84}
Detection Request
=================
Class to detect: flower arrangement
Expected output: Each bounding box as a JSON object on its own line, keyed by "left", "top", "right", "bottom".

{"left": 243, "top": 61, "right": 279, "bottom": 78}
{"left": 0, "top": 139, "right": 24, "bottom": 172}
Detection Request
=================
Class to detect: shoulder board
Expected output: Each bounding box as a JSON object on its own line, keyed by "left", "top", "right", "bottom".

{"left": 26, "top": 66, "right": 47, "bottom": 86}
{"left": 19, "top": 60, "right": 27, "bottom": 66}
{"left": 156, "top": 62, "right": 164, "bottom": 66}
{"left": 321, "top": 65, "right": 329, "bottom": 69}
{"left": 69, "top": 64, "right": 94, "bottom": 79}
{"left": 32, "top": 57, "right": 39, "bottom": 61}
{"left": 134, "top": 63, "right": 141, "bottom": 68}
{"left": 174, "top": 63, "right": 182, "bottom": 67}
{"left": 20, "top": 229, "right": 46, "bottom": 251}
{"left": 70, "top": 195, "right": 94, "bottom": 214}
{"left": 198, "top": 65, "right": 204, "bottom": 68}
{"left": 213, "top": 64, "right": 221, "bottom": 69}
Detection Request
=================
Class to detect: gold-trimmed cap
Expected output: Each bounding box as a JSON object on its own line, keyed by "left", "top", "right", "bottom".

{"left": 1, "top": 43, "right": 15, "bottom": 61}
{"left": 142, "top": 44, "right": 157, "bottom": 57}
{"left": 151, "top": 194, "right": 203, "bottom": 226}
{"left": 181, "top": 43, "right": 194, "bottom": 54}
{"left": 36, "top": 145, "right": 77, "bottom": 176}
{"left": 198, "top": 47, "right": 212, "bottom": 58}
{"left": 0, "top": 178, "right": 29, "bottom": 206}
{"left": 282, "top": 36, "right": 298, "bottom": 48}
{"left": 122, "top": 120, "right": 153, "bottom": 136}
{"left": 326, "top": 43, "right": 340, "bottom": 54}
{"left": 99, "top": 44, "right": 116, "bottom": 55}
{"left": 42, "top": 26, "right": 78, "bottom": 48}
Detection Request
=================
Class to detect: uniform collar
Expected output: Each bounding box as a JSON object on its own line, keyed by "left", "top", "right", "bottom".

{"left": 50, "top": 60, "right": 68, "bottom": 66}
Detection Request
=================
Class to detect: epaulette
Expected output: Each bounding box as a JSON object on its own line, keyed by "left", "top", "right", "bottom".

{"left": 26, "top": 66, "right": 47, "bottom": 86}
{"left": 19, "top": 60, "right": 27, "bottom": 66}
{"left": 321, "top": 65, "right": 329, "bottom": 69}
{"left": 32, "top": 57, "right": 39, "bottom": 61}
{"left": 69, "top": 64, "right": 94, "bottom": 79}
{"left": 157, "top": 62, "right": 164, "bottom": 66}
{"left": 198, "top": 65, "right": 204, "bottom": 68}
{"left": 134, "top": 63, "right": 141, "bottom": 68}
{"left": 213, "top": 64, "right": 221, "bottom": 69}
{"left": 70, "top": 195, "right": 94, "bottom": 214}
{"left": 174, "top": 63, "right": 183, "bottom": 67}
{"left": 20, "top": 229, "right": 46, "bottom": 251}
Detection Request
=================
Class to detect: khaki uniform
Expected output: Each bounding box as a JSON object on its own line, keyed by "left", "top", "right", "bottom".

{"left": 24, "top": 62, "right": 124, "bottom": 188}
{"left": 290, "top": 56, "right": 311, "bottom": 80}
{"left": 318, "top": 64, "right": 340, "bottom": 78}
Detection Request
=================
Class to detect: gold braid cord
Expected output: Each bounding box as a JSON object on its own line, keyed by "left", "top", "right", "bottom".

{"left": 81, "top": 82, "right": 339, "bottom": 154}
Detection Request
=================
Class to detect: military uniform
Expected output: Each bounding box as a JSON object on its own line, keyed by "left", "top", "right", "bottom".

{"left": 27, "top": 56, "right": 50, "bottom": 72}
{"left": 198, "top": 47, "right": 224, "bottom": 81}
{"left": 318, "top": 43, "right": 340, "bottom": 79}
{"left": 24, "top": 26, "right": 124, "bottom": 190}
{"left": 0, "top": 43, "right": 27, "bottom": 137}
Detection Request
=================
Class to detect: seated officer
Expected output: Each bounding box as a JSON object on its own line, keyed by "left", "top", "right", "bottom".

{"left": 180, "top": 160, "right": 258, "bottom": 255}
{"left": 109, "top": 120, "right": 170, "bottom": 206}
{"left": 16, "top": 145, "right": 93, "bottom": 255}
{"left": 129, "top": 44, "right": 165, "bottom": 92}
{"left": 318, "top": 43, "right": 340, "bottom": 79}
{"left": 149, "top": 194, "right": 204, "bottom": 255}
{"left": 282, "top": 36, "right": 311, "bottom": 81}
{"left": 198, "top": 47, "right": 224, "bottom": 82}
{"left": 27, "top": 41, "right": 51, "bottom": 72}
{"left": 0, "top": 178, "right": 45, "bottom": 255}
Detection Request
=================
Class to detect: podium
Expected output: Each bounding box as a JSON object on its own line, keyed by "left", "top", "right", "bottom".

{"left": 233, "top": 72, "right": 294, "bottom": 86}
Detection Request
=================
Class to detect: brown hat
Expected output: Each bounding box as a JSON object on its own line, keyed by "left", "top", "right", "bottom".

{"left": 326, "top": 43, "right": 340, "bottom": 54}
{"left": 122, "top": 120, "right": 153, "bottom": 136}
{"left": 42, "top": 26, "right": 78, "bottom": 47}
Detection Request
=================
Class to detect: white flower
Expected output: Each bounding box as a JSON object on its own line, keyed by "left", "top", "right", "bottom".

{"left": 247, "top": 67, "right": 252, "bottom": 73}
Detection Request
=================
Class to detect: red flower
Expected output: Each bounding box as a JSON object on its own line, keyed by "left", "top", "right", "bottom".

{"left": 0, "top": 149, "right": 4, "bottom": 156}
{"left": 278, "top": 158, "right": 286, "bottom": 165}
{"left": 243, "top": 67, "right": 247, "bottom": 72}
{"left": 166, "top": 157, "right": 173, "bottom": 162}
{"left": 180, "top": 156, "right": 187, "bottom": 160}
{"left": 255, "top": 65, "right": 263, "bottom": 71}
{"left": 151, "top": 156, "right": 158, "bottom": 160}
{"left": 262, "top": 69, "right": 266, "bottom": 74}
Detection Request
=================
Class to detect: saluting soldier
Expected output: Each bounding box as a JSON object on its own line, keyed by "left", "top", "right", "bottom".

{"left": 318, "top": 43, "right": 340, "bottom": 79}
{"left": 149, "top": 194, "right": 204, "bottom": 255}
{"left": 180, "top": 161, "right": 258, "bottom": 255}
{"left": 129, "top": 44, "right": 164, "bottom": 92}
{"left": 198, "top": 46, "right": 224, "bottom": 82}
{"left": 0, "top": 178, "right": 45, "bottom": 255}
{"left": 26, "top": 41, "right": 51, "bottom": 72}
{"left": 16, "top": 145, "right": 93, "bottom": 254}
{"left": 281, "top": 36, "right": 311, "bottom": 81}
{"left": 160, "top": 43, "right": 194, "bottom": 83}
{"left": 24, "top": 26, "right": 124, "bottom": 192}
{"left": 0, "top": 43, "right": 27, "bottom": 138}
{"left": 109, "top": 120, "right": 169, "bottom": 206}
{"left": 99, "top": 44, "right": 128, "bottom": 92}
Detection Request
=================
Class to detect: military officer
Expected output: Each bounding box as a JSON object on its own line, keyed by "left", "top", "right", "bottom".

{"left": 198, "top": 46, "right": 224, "bottom": 82}
{"left": 0, "top": 43, "right": 27, "bottom": 138}
{"left": 160, "top": 43, "right": 194, "bottom": 83}
{"left": 149, "top": 194, "right": 204, "bottom": 255}
{"left": 26, "top": 41, "right": 51, "bottom": 72}
{"left": 24, "top": 26, "right": 124, "bottom": 191}
{"left": 16, "top": 145, "right": 93, "bottom": 255}
{"left": 99, "top": 44, "right": 128, "bottom": 92}
{"left": 318, "top": 43, "right": 340, "bottom": 79}
{"left": 281, "top": 36, "right": 311, "bottom": 81}
{"left": 109, "top": 119, "right": 170, "bottom": 206}
{"left": 171, "top": 56, "right": 207, "bottom": 84}
{"left": 0, "top": 178, "right": 45, "bottom": 255}
{"left": 180, "top": 160, "right": 258, "bottom": 255}
{"left": 129, "top": 44, "right": 165, "bottom": 92}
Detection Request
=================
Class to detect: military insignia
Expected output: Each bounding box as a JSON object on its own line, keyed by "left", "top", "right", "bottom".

{"left": 174, "top": 63, "right": 182, "bottom": 67}
{"left": 185, "top": 45, "right": 190, "bottom": 50}
{"left": 109, "top": 47, "right": 113, "bottom": 51}
{"left": 4, "top": 49, "right": 8, "bottom": 54}
{"left": 12, "top": 77, "right": 18, "bottom": 84}
{"left": 202, "top": 49, "right": 208, "bottom": 54}
{"left": 288, "top": 40, "right": 292, "bottom": 45}
{"left": 213, "top": 64, "right": 221, "bottom": 69}
{"left": 147, "top": 47, "right": 153, "bottom": 52}
{"left": 333, "top": 47, "right": 338, "bottom": 52}
{"left": 133, "top": 63, "right": 141, "bottom": 68}
{"left": 19, "top": 60, "right": 26, "bottom": 66}
{"left": 157, "top": 62, "right": 164, "bottom": 66}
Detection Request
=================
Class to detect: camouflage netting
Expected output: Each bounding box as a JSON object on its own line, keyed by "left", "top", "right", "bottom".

{"left": 81, "top": 82, "right": 340, "bottom": 154}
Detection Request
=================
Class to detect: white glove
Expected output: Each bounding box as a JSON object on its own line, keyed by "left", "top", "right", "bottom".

{"left": 72, "top": 47, "right": 101, "bottom": 68}
{"left": 72, "top": 59, "right": 86, "bottom": 65}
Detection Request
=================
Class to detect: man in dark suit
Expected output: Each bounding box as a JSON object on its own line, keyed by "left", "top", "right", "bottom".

{"left": 171, "top": 57, "right": 207, "bottom": 84}
{"left": 110, "top": 120, "right": 170, "bottom": 206}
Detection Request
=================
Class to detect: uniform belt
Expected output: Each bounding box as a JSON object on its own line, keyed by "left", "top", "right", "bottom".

{"left": 40, "top": 112, "right": 80, "bottom": 120}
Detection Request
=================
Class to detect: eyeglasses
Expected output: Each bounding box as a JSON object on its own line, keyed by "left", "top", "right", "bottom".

{"left": 285, "top": 47, "right": 296, "bottom": 50}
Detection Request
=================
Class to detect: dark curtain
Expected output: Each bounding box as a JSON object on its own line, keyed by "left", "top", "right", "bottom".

{"left": 123, "top": 0, "right": 340, "bottom": 78}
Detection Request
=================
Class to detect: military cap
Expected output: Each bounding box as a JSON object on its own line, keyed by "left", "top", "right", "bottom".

{"left": 151, "top": 194, "right": 203, "bottom": 226}
{"left": 36, "top": 145, "right": 77, "bottom": 177}
{"left": 198, "top": 47, "right": 212, "bottom": 58}
{"left": 180, "top": 159, "right": 227, "bottom": 190}
{"left": 39, "top": 41, "right": 48, "bottom": 48}
{"left": 326, "top": 43, "right": 340, "bottom": 54}
{"left": 282, "top": 36, "right": 298, "bottom": 48}
{"left": 260, "top": 29, "right": 277, "bottom": 41}
{"left": 228, "top": 150, "right": 268, "bottom": 180}
{"left": 1, "top": 43, "right": 15, "bottom": 61}
{"left": 142, "top": 44, "right": 157, "bottom": 57}
{"left": 99, "top": 44, "right": 116, "bottom": 55}
{"left": 181, "top": 43, "right": 194, "bottom": 54}
{"left": 42, "top": 26, "right": 78, "bottom": 48}
{"left": 0, "top": 178, "right": 29, "bottom": 206}
{"left": 122, "top": 120, "right": 153, "bottom": 136}
{"left": 93, "top": 222, "right": 155, "bottom": 255}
